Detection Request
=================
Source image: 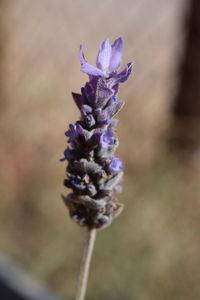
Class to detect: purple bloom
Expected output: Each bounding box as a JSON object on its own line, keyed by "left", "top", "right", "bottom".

{"left": 65, "top": 124, "right": 78, "bottom": 143}
{"left": 79, "top": 38, "right": 132, "bottom": 81}
{"left": 65, "top": 123, "right": 86, "bottom": 144}
{"left": 109, "top": 157, "right": 123, "bottom": 173}
{"left": 100, "top": 130, "right": 115, "bottom": 148}
{"left": 61, "top": 38, "right": 133, "bottom": 229}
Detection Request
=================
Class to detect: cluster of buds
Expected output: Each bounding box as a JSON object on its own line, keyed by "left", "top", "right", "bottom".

{"left": 61, "top": 38, "right": 132, "bottom": 229}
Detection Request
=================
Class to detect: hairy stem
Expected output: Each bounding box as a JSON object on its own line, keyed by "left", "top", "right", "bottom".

{"left": 76, "top": 228, "right": 96, "bottom": 300}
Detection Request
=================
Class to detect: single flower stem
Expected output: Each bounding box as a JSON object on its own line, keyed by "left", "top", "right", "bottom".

{"left": 76, "top": 228, "right": 96, "bottom": 300}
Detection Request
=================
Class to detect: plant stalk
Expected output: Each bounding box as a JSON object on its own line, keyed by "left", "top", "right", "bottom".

{"left": 76, "top": 228, "right": 96, "bottom": 300}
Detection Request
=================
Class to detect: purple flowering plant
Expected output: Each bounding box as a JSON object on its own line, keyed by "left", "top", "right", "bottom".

{"left": 61, "top": 38, "right": 132, "bottom": 230}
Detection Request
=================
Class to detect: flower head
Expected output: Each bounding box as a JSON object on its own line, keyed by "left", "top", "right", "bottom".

{"left": 79, "top": 38, "right": 133, "bottom": 82}
{"left": 61, "top": 38, "right": 133, "bottom": 229}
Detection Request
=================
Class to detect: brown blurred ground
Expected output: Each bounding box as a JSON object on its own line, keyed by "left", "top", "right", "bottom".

{"left": 0, "top": 0, "right": 200, "bottom": 299}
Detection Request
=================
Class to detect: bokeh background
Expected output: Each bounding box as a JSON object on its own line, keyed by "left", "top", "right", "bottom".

{"left": 0, "top": 0, "right": 200, "bottom": 299}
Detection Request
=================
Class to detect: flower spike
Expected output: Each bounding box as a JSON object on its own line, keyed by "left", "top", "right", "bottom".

{"left": 62, "top": 38, "right": 133, "bottom": 229}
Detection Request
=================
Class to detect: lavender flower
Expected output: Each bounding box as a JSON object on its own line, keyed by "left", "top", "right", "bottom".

{"left": 61, "top": 38, "right": 132, "bottom": 229}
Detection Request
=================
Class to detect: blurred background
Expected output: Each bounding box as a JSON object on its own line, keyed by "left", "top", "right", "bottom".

{"left": 0, "top": 0, "right": 200, "bottom": 299}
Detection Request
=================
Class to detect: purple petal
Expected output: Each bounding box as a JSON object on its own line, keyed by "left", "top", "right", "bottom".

{"left": 109, "top": 37, "right": 123, "bottom": 73}
{"left": 100, "top": 129, "right": 115, "bottom": 149}
{"left": 96, "top": 39, "right": 112, "bottom": 72}
{"left": 79, "top": 45, "right": 105, "bottom": 77}
{"left": 114, "top": 62, "right": 133, "bottom": 83}
{"left": 109, "top": 157, "right": 123, "bottom": 172}
{"left": 65, "top": 124, "right": 77, "bottom": 142}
